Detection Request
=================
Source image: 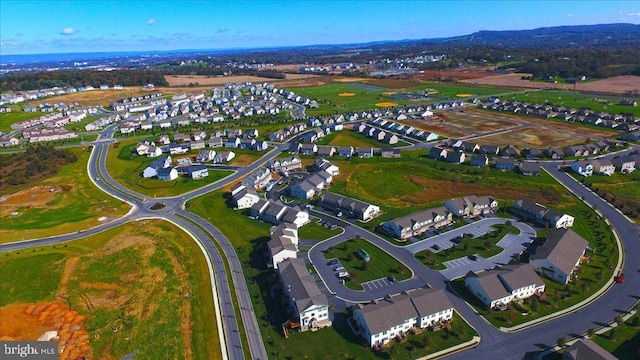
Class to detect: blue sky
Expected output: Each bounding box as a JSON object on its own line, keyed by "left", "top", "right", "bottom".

{"left": 1, "top": 1, "right": 639, "bottom": 55}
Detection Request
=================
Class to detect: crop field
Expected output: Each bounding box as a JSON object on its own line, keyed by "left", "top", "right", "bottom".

{"left": 105, "top": 139, "right": 233, "bottom": 197}
{"left": 0, "top": 220, "right": 222, "bottom": 360}
{"left": 323, "top": 238, "right": 411, "bottom": 290}
{"left": 0, "top": 147, "right": 130, "bottom": 243}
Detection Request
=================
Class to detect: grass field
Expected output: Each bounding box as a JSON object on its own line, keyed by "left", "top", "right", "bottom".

{"left": 0, "top": 147, "right": 130, "bottom": 243}
{"left": 416, "top": 224, "right": 519, "bottom": 270}
{"left": 105, "top": 139, "right": 233, "bottom": 197}
{"left": 0, "top": 220, "right": 222, "bottom": 360}
{"left": 590, "top": 318, "right": 640, "bottom": 360}
{"left": 0, "top": 105, "right": 45, "bottom": 133}
{"left": 506, "top": 90, "right": 640, "bottom": 117}
{"left": 316, "top": 130, "right": 410, "bottom": 148}
{"left": 298, "top": 221, "right": 342, "bottom": 242}
{"left": 573, "top": 171, "right": 640, "bottom": 223}
{"left": 323, "top": 238, "right": 412, "bottom": 290}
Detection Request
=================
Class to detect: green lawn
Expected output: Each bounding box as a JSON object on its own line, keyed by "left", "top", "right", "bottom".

{"left": 0, "top": 220, "right": 222, "bottom": 360}
{"left": 0, "top": 147, "right": 130, "bottom": 243}
{"left": 416, "top": 224, "right": 520, "bottom": 270}
{"left": 316, "top": 130, "right": 409, "bottom": 148}
{"left": 0, "top": 105, "right": 43, "bottom": 133}
{"left": 506, "top": 90, "right": 640, "bottom": 117}
{"left": 298, "top": 221, "right": 342, "bottom": 242}
{"left": 105, "top": 139, "right": 233, "bottom": 197}
{"left": 591, "top": 319, "right": 640, "bottom": 360}
{"left": 571, "top": 171, "right": 640, "bottom": 223}
{"left": 322, "top": 238, "right": 411, "bottom": 290}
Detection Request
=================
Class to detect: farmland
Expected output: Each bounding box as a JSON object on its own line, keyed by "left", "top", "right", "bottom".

{"left": 0, "top": 147, "right": 130, "bottom": 244}
{"left": 0, "top": 220, "right": 222, "bottom": 360}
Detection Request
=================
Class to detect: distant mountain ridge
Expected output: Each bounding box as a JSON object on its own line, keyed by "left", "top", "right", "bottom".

{"left": 438, "top": 23, "right": 640, "bottom": 48}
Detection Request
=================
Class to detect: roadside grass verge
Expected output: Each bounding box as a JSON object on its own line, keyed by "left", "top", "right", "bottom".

{"left": 0, "top": 147, "right": 130, "bottom": 243}
{"left": 322, "top": 237, "right": 411, "bottom": 290}
{"left": 298, "top": 221, "right": 342, "bottom": 241}
{"left": 0, "top": 220, "right": 222, "bottom": 360}
{"left": 416, "top": 224, "right": 519, "bottom": 270}
{"left": 570, "top": 171, "right": 640, "bottom": 223}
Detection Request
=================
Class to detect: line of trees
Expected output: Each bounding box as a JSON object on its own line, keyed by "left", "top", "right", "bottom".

{"left": 0, "top": 144, "right": 77, "bottom": 188}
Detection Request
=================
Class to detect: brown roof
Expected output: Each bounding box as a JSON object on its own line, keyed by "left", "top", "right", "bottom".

{"left": 564, "top": 339, "right": 619, "bottom": 360}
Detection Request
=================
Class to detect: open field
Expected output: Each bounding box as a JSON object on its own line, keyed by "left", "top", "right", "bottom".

{"left": 477, "top": 127, "right": 581, "bottom": 148}
{"left": 464, "top": 74, "right": 640, "bottom": 98}
{"left": 439, "top": 110, "right": 519, "bottom": 133}
{"left": 0, "top": 147, "right": 130, "bottom": 243}
{"left": 416, "top": 224, "right": 519, "bottom": 270}
{"left": 298, "top": 221, "right": 342, "bottom": 242}
{"left": 165, "top": 74, "right": 320, "bottom": 87}
{"left": 105, "top": 139, "right": 233, "bottom": 198}
{"left": 571, "top": 170, "right": 640, "bottom": 223}
{"left": 323, "top": 238, "right": 411, "bottom": 290}
{"left": 0, "top": 220, "right": 222, "bottom": 360}
{"left": 0, "top": 105, "right": 44, "bottom": 133}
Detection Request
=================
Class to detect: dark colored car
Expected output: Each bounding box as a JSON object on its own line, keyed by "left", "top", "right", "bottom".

{"left": 468, "top": 255, "right": 478, "bottom": 261}
{"left": 431, "top": 244, "right": 441, "bottom": 250}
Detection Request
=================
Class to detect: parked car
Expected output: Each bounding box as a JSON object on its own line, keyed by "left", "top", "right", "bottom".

{"left": 431, "top": 244, "right": 441, "bottom": 250}
{"left": 337, "top": 271, "right": 349, "bottom": 278}
{"left": 333, "top": 266, "right": 345, "bottom": 272}
{"left": 468, "top": 254, "right": 478, "bottom": 261}
{"left": 387, "top": 275, "right": 395, "bottom": 283}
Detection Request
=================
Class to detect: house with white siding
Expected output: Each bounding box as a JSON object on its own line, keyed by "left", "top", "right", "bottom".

{"left": 464, "top": 263, "right": 546, "bottom": 309}
{"left": 529, "top": 229, "right": 589, "bottom": 285}
{"left": 268, "top": 223, "right": 298, "bottom": 269}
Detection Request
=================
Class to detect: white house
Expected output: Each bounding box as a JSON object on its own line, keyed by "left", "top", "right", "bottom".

{"left": 268, "top": 223, "right": 298, "bottom": 269}
{"left": 230, "top": 183, "right": 260, "bottom": 210}
{"left": 353, "top": 288, "right": 453, "bottom": 349}
{"left": 278, "top": 258, "right": 331, "bottom": 332}
{"left": 571, "top": 160, "right": 593, "bottom": 177}
{"left": 381, "top": 207, "right": 452, "bottom": 240}
{"left": 464, "top": 263, "right": 546, "bottom": 309}
{"left": 590, "top": 159, "right": 615, "bottom": 176}
{"left": 529, "top": 229, "right": 589, "bottom": 285}
{"left": 142, "top": 156, "right": 172, "bottom": 178}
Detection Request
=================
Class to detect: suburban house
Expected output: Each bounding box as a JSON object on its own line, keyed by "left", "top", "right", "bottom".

{"left": 464, "top": 263, "right": 546, "bottom": 309}
{"left": 183, "top": 165, "right": 209, "bottom": 179}
{"left": 338, "top": 146, "right": 354, "bottom": 158}
{"left": 215, "top": 150, "right": 235, "bottom": 163}
{"left": 428, "top": 147, "right": 447, "bottom": 160}
{"left": 512, "top": 199, "right": 575, "bottom": 229}
{"left": 300, "top": 143, "right": 318, "bottom": 155}
{"left": 196, "top": 150, "right": 216, "bottom": 162}
{"left": 529, "top": 229, "right": 590, "bottom": 285}
{"left": 469, "top": 154, "right": 489, "bottom": 167}
{"left": 519, "top": 162, "right": 541, "bottom": 176}
{"left": 523, "top": 148, "right": 543, "bottom": 160}
{"left": 230, "top": 183, "right": 260, "bottom": 210}
{"left": 543, "top": 148, "right": 564, "bottom": 159}
{"left": 444, "top": 195, "right": 498, "bottom": 218}
{"left": 317, "top": 146, "right": 336, "bottom": 157}
{"left": 563, "top": 339, "right": 619, "bottom": 360}
{"left": 142, "top": 156, "right": 172, "bottom": 178}
{"left": 380, "top": 146, "right": 401, "bottom": 158}
{"left": 268, "top": 156, "right": 302, "bottom": 173}
{"left": 611, "top": 156, "right": 636, "bottom": 173}
{"left": 313, "top": 158, "right": 340, "bottom": 176}
{"left": 571, "top": 160, "right": 593, "bottom": 177}
{"left": 479, "top": 144, "right": 500, "bottom": 155}
{"left": 157, "top": 167, "right": 179, "bottom": 181}
{"left": 268, "top": 223, "right": 298, "bottom": 269}
{"left": 381, "top": 207, "right": 453, "bottom": 240}
{"left": 357, "top": 146, "right": 374, "bottom": 158}
{"left": 207, "top": 136, "right": 224, "bottom": 148}
{"left": 250, "top": 200, "right": 309, "bottom": 228}
{"left": 501, "top": 145, "right": 521, "bottom": 158}
{"left": 318, "top": 192, "right": 380, "bottom": 221}
{"left": 242, "top": 166, "right": 272, "bottom": 189}
{"left": 278, "top": 258, "right": 331, "bottom": 332}
{"left": 290, "top": 181, "right": 318, "bottom": 200}
{"left": 590, "top": 159, "right": 615, "bottom": 175}
{"left": 352, "top": 288, "right": 454, "bottom": 349}
{"left": 495, "top": 157, "right": 516, "bottom": 171}
{"left": 446, "top": 151, "right": 465, "bottom": 164}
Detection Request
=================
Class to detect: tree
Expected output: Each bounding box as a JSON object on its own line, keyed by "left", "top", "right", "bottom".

{"left": 484, "top": 240, "right": 492, "bottom": 250}
{"left": 398, "top": 264, "right": 406, "bottom": 274}
{"left": 587, "top": 328, "right": 596, "bottom": 338}
{"left": 609, "top": 327, "right": 616, "bottom": 341}
{"left": 362, "top": 261, "right": 368, "bottom": 271}
{"left": 349, "top": 272, "right": 357, "bottom": 281}
{"left": 614, "top": 315, "right": 624, "bottom": 326}
{"left": 557, "top": 337, "right": 567, "bottom": 348}
{"left": 631, "top": 316, "right": 639, "bottom": 327}
{"left": 531, "top": 298, "right": 539, "bottom": 312}
{"left": 422, "top": 334, "right": 431, "bottom": 349}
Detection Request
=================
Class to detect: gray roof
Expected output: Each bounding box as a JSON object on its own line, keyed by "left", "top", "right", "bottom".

{"left": 565, "top": 339, "right": 619, "bottom": 360}
{"left": 466, "top": 264, "right": 543, "bottom": 302}
{"left": 279, "top": 258, "right": 328, "bottom": 312}
{"left": 533, "top": 229, "right": 589, "bottom": 276}
{"left": 357, "top": 288, "right": 452, "bottom": 335}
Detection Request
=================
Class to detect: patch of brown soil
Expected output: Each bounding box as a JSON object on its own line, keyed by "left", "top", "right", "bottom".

{"left": 0, "top": 302, "right": 92, "bottom": 360}
{"left": 181, "top": 300, "right": 193, "bottom": 360}
{"left": 365, "top": 78, "right": 424, "bottom": 89}
{"left": 403, "top": 176, "right": 559, "bottom": 205}
{"left": 413, "top": 69, "right": 495, "bottom": 81}
{"left": 0, "top": 185, "right": 71, "bottom": 216}
{"left": 100, "top": 234, "right": 153, "bottom": 255}
{"left": 462, "top": 74, "right": 640, "bottom": 95}
{"left": 59, "top": 257, "right": 80, "bottom": 296}
{"left": 131, "top": 267, "right": 166, "bottom": 321}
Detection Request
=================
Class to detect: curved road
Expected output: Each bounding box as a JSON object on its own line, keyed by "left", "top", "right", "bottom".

{"left": 1, "top": 122, "right": 639, "bottom": 360}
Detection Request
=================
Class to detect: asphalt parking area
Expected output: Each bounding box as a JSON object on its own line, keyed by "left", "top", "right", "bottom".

{"left": 443, "top": 256, "right": 475, "bottom": 269}
{"left": 361, "top": 277, "right": 392, "bottom": 290}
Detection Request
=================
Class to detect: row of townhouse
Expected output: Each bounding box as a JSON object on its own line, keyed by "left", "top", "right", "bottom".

{"left": 290, "top": 170, "right": 333, "bottom": 200}
{"left": 511, "top": 198, "right": 575, "bottom": 229}
{"left": 353, "top": 288, "right": 454, "bottom": 349}
{"left": 381, "top": 195, "right": 497, "bottom": 240}
{"left": 369, "top": 118, "right": 439, "bottom": 142}
{"left": 250, "top": 199, "right": 310, "bottom": 228}
{"left": 1, "top": 86, "right": 122, "bottom": 105}
{"left": 21, "top": 127, "right": 77, "bottom": 143}
{"left": 571, "top": 154, "right": 639, "bottom": 176}
{"left": 267, "top": 156, "right": 303, "bottom": 174}
{"left": 268, "top": 123, "right": 307, "bottom": 142}
{"left": 480, "top": 98, "right": 639, "bottom": 132}
{"left": 318, "top": 192, "right": 380, "bottom": 221}
{"left": 354, "top": 123, "right": 399, "bottom": 145}
{"left": 289, "top": 142, "right": 374, "bottom": 158}
{"left": 230, "top": 183, "right": 260, "bottom": 210}
{"left": 445, "top": 139, "right": 615, "bottom": 159}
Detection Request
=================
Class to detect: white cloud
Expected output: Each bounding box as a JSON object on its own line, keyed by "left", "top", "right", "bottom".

{"left": 61, "top": 27, "right": 77, "bottom": 35}
{"left": 628, "top": 12, "right": 640, "bottom": 17}
{"left": 148, "top": 19, "right": 156, "bottom": 25}
{"left": 567, "top": 13, "right": 573, "bottom": 17}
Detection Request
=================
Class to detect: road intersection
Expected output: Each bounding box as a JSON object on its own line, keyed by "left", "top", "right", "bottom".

{"left": 1, "top": 123, "right": 638, "bottom": 360}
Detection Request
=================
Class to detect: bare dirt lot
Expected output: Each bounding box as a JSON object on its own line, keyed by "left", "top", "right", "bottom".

{"left": 463, "top": 74, "right": 640, "bottom": 95}
{"left": 165, "top": 73, "right": 320, "bottom": 87}
{"left": 413, "top": 69, "right": 495, "bottom": 81}
{"left": 0, "top": 185, "right": 68, "bottom": 217}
